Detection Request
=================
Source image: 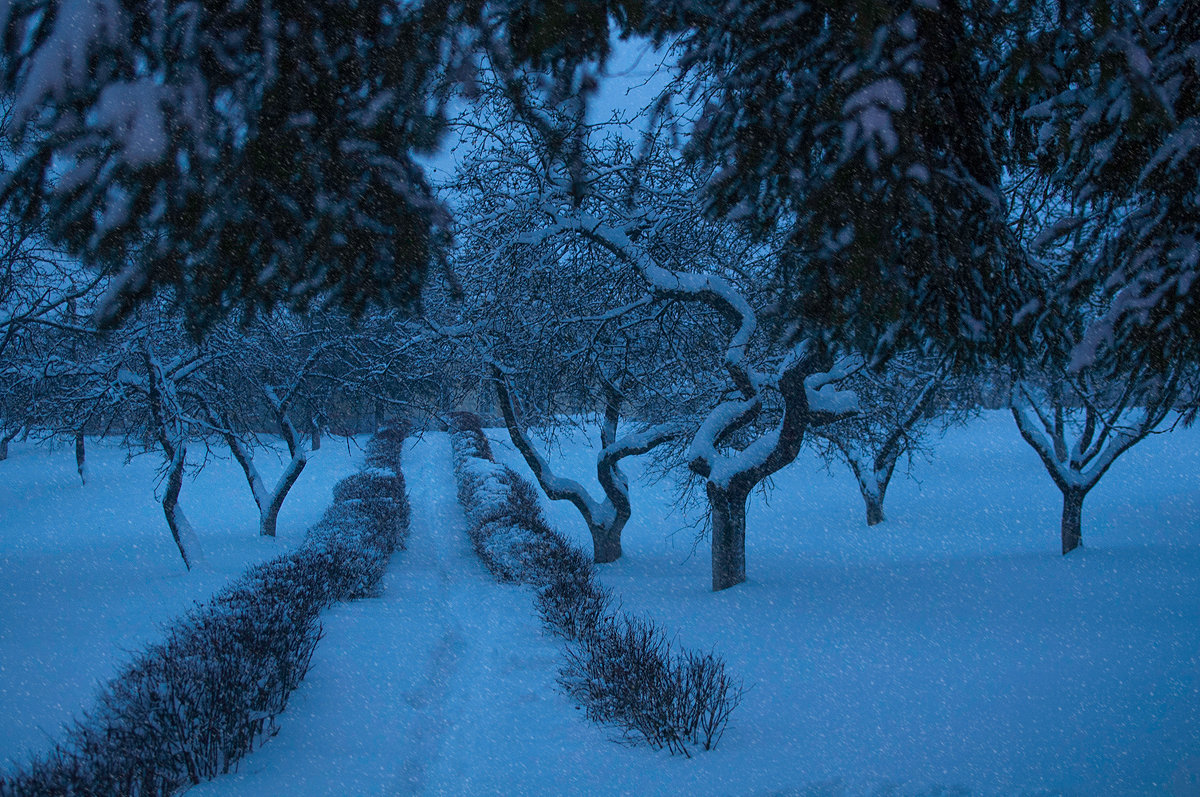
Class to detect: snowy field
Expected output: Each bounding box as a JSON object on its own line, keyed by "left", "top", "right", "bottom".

{"left": 0, "top": 436, "right": 363, "bottom": 765}
{"left": 485, "top": 413, "right": 1200, "bottom": 795}
{"left": 2, "top": 413, "right": 1199, "bottom": 795}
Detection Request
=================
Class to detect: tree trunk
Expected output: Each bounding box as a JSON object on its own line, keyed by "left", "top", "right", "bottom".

{"left": 593, "top": 443, "right": 633, "bottom": 565}
{"left": 1061, "top": 487, "right": 1084, "bottom": 555}
{"left": 311, "top": 421, "right": 321, "bottom": 451}
{"left": 259, "top": 453, "right": 307, "bottom": 537}
{"left": 260, "top": 507, "right": 280, "bottom": 539}
{"left": 857, "top": 472, "right": 889, "bottom": 527}
{"left": 0, "top": 426, "right": 18, "bottom": 461}
{"left": 75, "top": 432, "right": 86, "bottom": 485}
{"left": 708, "top": 481, "right": 749, "bottom": 591}
{"left": 589, "top": 487, "right": 630, "bottom": 564}
{"left": 163, "top": 444, "right": 203, "bottom": 570}
{"left": 591, "top": 526, "right": 623, "bottom": 564}
{"left": 865, "top": 494, "right": 885, "bottom": 526}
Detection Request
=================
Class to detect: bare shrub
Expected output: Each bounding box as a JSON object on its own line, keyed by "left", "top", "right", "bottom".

{"left": 448, "top": 412, "right": 742, "bottom": 756}
{"left": 1, "top": 429, "right": 411, "bottom": 794}
{"left": 559, "top": 615, "right": 744, "bottom": 756}
{"left": 534, "top": 570, "right": 612, "bottom": 642}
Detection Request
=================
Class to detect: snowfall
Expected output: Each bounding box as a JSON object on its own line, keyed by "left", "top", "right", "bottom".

{"left": 1, "top": 412, "right": 1197, "bottom": 796}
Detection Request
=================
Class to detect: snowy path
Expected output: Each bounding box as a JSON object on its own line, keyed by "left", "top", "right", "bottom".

{"left": 194, "top": 433, "right": 570, "bottom": 796}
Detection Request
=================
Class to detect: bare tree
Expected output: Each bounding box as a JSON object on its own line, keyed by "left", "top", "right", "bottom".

{"left": 1011, "top": 364, "right": 1179, "bottom": 555}
{"left": 492, "top": 364, "right": 678, "bottom": 563}
{"left": 809, "top": 354, "right": 958, "bottom": 526}
{"left": 141, "top": 344, "right": 207, "bottom": 570}
{"left": 206, "top": 382, "right": 308, "bottom": 540}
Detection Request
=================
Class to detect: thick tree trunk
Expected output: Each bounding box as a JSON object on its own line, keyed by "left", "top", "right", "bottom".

{"left": 589, "top": 485, "right": 631, "bottom": 564}
{"left": 1061, "top": 487, "right": 1085, "bottom": 555}
{"left": 311, "top": 420, "right": 321, "bottom": 451}
{"left": 260, "top": 507, "right": 280, "bottom": 539}
{"left": 593, "top": 446, "right": 633, "bottom": 565}
{"left": 0, "top": 437, "right": 7, "bottom": 461}
{"left": 865, "top": 495, "right": 885, "bottom": 526}
{"left": 75, "top": 432, "right": 86, "bottom": 485}
{"left": 708, "top": 481, "right": 749, "bottom": 591}
{"left": 591, "top": 527, "right": 623, "bottom": 564}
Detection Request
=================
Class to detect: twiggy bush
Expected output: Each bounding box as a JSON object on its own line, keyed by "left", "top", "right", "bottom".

{"left": 448, "top": 413, "right": 742, "bottom": 756}
{"left": 534, "top": 567, "right": 613, "bottom": 643}
{"left": 1, "top": 429, "right": 411, "bottom": 796}
{"left": 558, "top": 615, "right": 744, "bottom": 757}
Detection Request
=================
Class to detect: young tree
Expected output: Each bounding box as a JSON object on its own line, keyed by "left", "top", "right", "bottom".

{"left": 199, "top": 312, "right": 347, "bottom": 540}
{"left": 139, "top": 342, "right": 207, "bottom": 569}
{"left": 1011, "top": 360, "right": 1179, "bottom": 555}
{"left": 199, "top": 307, "right": 430, "bottom": 538}
{"left": 205, "top": 382, "right": 309, "bottom": 541}
{"left": 809, "top": 354, "right": 955, "bottom": 527}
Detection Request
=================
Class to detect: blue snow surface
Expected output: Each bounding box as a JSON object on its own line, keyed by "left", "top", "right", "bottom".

{"left": 2, "top": 413, "right": 1198, "bottom": 796}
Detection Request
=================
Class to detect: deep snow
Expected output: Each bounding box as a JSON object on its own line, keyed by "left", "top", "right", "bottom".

{"left": 1, "top": 414, "right": 1198, "bottom": 795}
{"left": 0, "top": 436, "right": 362, "bottom": 765}
{"left": 192, "top": 434, "right": 570, "bottom": 796}
{"left": 480, "top": 412, "right": 1200, "bottom": 796}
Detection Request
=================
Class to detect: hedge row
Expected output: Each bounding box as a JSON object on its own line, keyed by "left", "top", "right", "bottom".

{"left": 446, "top": 412, "right": 742, "bottom": 757}
{"left": 1, "top": 428, "right": 411, "bottom": 796}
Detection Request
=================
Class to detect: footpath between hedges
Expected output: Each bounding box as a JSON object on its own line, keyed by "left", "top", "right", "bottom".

{"left": 197, "top": 433, "right": 570, "bottom": 796}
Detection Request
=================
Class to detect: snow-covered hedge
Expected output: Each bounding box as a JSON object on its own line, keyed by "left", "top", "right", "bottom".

{"left": 0, "top": 431, "right": 411, "bottom": 797}
{"left": 363, "top": 423, "right": 410, "bottom": 471}
{"left": 447, "top": 413, "right": 742, "bottom": 757}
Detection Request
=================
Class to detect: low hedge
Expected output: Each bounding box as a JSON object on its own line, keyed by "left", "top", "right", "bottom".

{"left": 1, "top": 431, "right": 411, "bottom": 796}
{"left": 446, "top": 413, "right": 742, "bottom": 757}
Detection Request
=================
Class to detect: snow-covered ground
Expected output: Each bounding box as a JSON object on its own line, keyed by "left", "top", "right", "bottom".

{"left": 192, "top": 434, "right": 570, "bottom": 796}
{"left": 482, "top": 411, "right": 1200, "bottom": 796}
{"left": 0, "top": 436, "right": 362, "bottom": 765}
{"left": 2, "top": 413, "right": 1198, "bottom": 795}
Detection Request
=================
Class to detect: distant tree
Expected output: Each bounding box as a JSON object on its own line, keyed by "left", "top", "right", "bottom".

{"left": 434, "top": 86, "right": 687, "bottom": 564}
{"left": 491, "top": 365, "right": 679, "bottom": 563}
{"left": 1003, "top": 156, "right": 1183, "bottom": 555}
{"left": 200, "top": 307, "right": 435, "bottom": 537}
{"left": 1011, "top": 357, "right": 1179, "bottom": 555}
{"left": 28, "top": 301, "right": 215, "bottom": 567}
{"left": 202, "top": 319, "right": 314, "bottom": 540}
{"left": 809, "top": 354, "right": 957, "bottom": 527}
